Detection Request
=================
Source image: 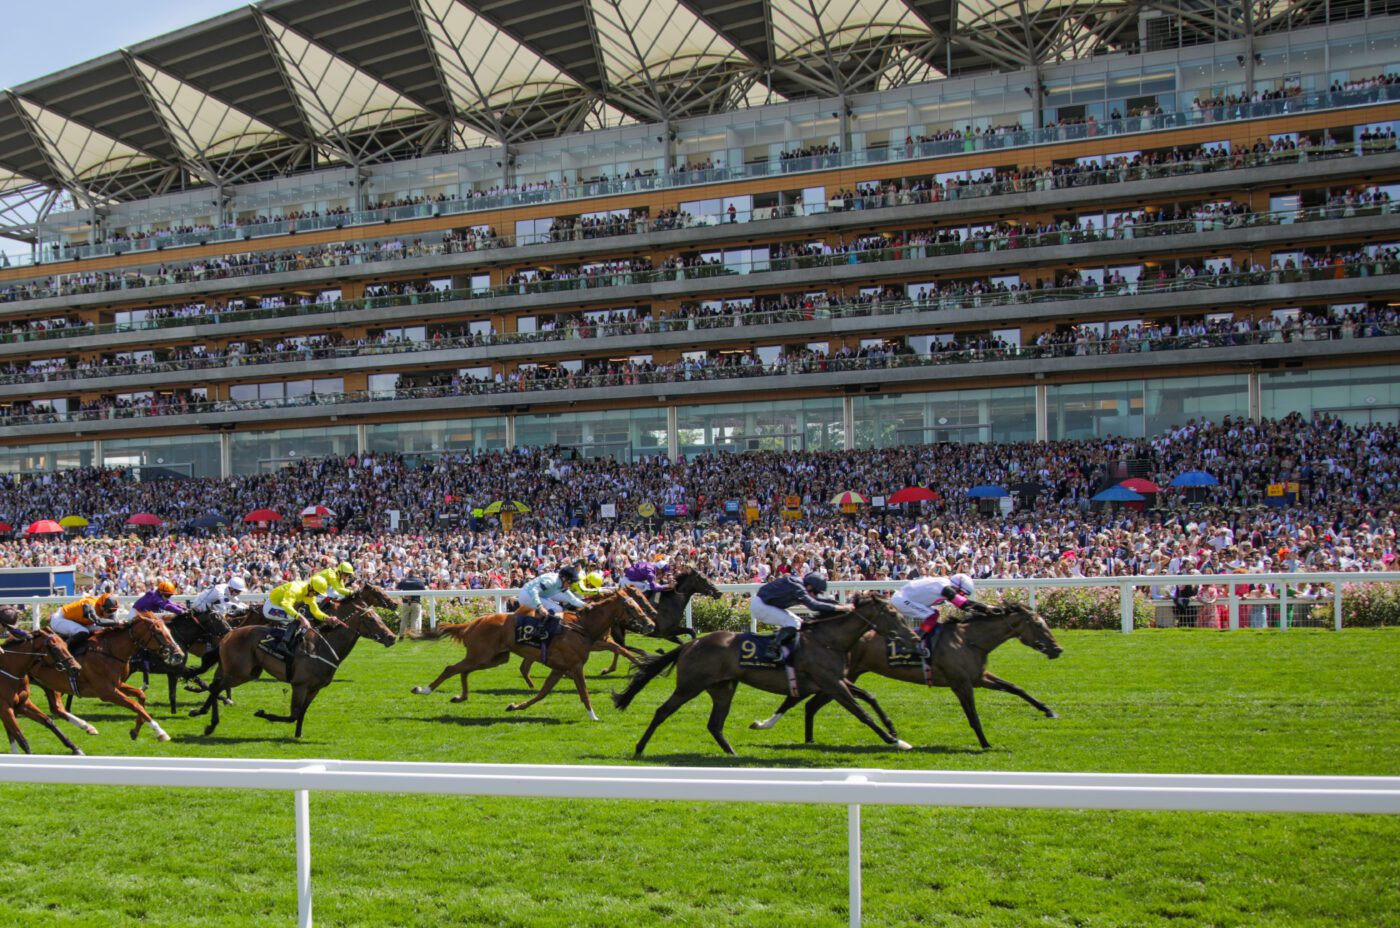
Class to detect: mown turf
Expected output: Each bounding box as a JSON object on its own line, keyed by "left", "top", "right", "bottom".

{"left": 0, "top": 629, "right": 1396, "bottom": 928}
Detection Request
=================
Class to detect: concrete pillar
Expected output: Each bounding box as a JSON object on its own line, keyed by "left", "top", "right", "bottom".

{"left": 91, "top": 439, "right": 103, "bottom": 467}
{"left": 837, "top": 95, "right": 851, "bottom": 153}
{"left": 1035, "top": 383, "right": 1049, "bottom": 442}
{"left": 356, "top": 424, "right": 367, "bottom": 455}
{"left": 1248, "top": 371, "right": 1262, "bottom": 421}
{"left": 667, "top": 406, "right": 679, "bottom": 461}
{"left": 219, "top": 432, "right": 232, "bottom": 479}
{"left": 842, "top": 395, "right": 855, "bottom": 451}
{"left": 505, "top": 414, "right": 516, "bottom": 449}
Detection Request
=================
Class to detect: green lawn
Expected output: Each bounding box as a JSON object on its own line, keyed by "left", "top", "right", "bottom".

{"left": 1, "top": 629, "right": 1396, "bottom": 928}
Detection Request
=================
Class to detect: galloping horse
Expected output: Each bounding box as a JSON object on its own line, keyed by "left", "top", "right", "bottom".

{"left": 127, "top": 607, "right": 235, "bottom": 714}
{"left": 752, "top": 602, "right": 1063, "bottom": 749}
{"left": 193, "top": 596, "right": 397, "bottom": 738}
{"left": 32, "top": 613, "right": 185, "bottom": 742}
{"left": 412, "top": 592, "right": 653, "bottom": 721}
{"left": 0, "top": 628, "right": 85, "bottom": 755}
{"left": 613, "top": 593, "right": 921, "bottom": 755}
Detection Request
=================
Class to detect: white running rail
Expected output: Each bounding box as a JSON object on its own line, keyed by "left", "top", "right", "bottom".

{"left": 0, "top": 756, "right": 1397, "bottom": 928}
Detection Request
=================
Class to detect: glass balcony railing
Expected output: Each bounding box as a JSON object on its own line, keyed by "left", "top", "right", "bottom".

{"left": 3, "top": 315, "right": 1395, "bottom": 429}
{"left": 8, "top": 81, "right": 1400, "bottom": 270}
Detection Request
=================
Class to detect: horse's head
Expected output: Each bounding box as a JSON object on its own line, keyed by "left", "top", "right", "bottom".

{"left": 35, "top": 628, "right": 80, "bottom": 675}
{"left": 681, "top": 569, "right": 723, "bottom": 600}
{"left": 605, "top": 591, "right": 655, "bottom": 636}
{"left": 193, "top": 608, "right": 233, "bottom": 643}
{"left": 986, "top": 602, "right": 1062, "bottom": 659}
{"left": 343, "top": 602, "right": 397, "bottom": 648}
{"left": 852, "top": 593, "right": 921, "bottom": 653}
{"left": 353, "top": 583, "right": 400, "bottom": 614}
{"left": 132, "top": 612, "right": 185, "bottom": 665}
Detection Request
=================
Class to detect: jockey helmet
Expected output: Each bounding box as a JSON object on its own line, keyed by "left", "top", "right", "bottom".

{"left": 308, "top": 576, "right": 330, "bottom": 596}
{"left": 228, "top": 577, "right": 247, "bottom": 593}
{"left": 157, "top": 579, "right": 177, "bottom": 596}
{"left": 96, "top": 593, "right": 120, "bottom": 616}
{"left": 582, "top": 571, "right": 605, "bottom": 591}
{"left": 557, "top": 565, "right": 579, "bottom": 584}
{"left": 337, "top": 561, "right": 355, "bottom": 576}
{"left": 802, "top": 572, "right": 828, "bottom": 594}
{"left": 949, "top": 573, "right": 976, "bottom": 599}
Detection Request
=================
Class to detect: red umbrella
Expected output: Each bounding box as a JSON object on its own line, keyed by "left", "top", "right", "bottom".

{"left": 887, "top": 487, "right": 940, "bottom": 504}
{"left": 1118, "top": 478, "right": 1162, "bottom": 493}
{"left": 0, "top": 522, "right": 12, "bottom": 533}
{"left": 244, "top": 508, "right": 283, "bottom": 523}
{"left": 24, "top": 520, "right": 64, "bottom": 535}
{"left": 126, "top": 513, "right": 164, "bottom": 526}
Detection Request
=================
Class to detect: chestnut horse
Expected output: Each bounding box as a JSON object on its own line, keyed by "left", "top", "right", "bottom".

{"left": 193, "top": 596, "right": 396, "bottom": 738}
{"left": 1, "top": 629, "right": 85, "bottom": 755}
{"left": 613, "top": 593, "right": 921, "bottom": 755}
{"left": 412, "top": 592, "right": 653, "bottom": 721}
{"left": 752, "top": 602, "right": 1063, "bottom": 749}
{"left": 32, "top": 613, "right": 185, "bottom": 742}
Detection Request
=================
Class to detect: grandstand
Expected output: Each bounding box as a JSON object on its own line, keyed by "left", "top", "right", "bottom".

{"left": 0, "top": 0, "right": 1396, "bottom": 479}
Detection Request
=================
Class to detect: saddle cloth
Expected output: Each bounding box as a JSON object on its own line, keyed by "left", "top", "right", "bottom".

{"left": 885, "top": 637, "right": 927, "bottom": 668}
{"left": 514, "top": 613, "right": 554, "bottom": 647}
{"left": 735, "top": 631, "right": 783, "bottom": 668}
{"left": 257, "top": 626, "right": 296, "bottom": 661}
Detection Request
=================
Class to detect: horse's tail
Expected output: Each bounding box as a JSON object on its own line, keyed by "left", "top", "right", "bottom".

{"left": 611, "top": 645, "right": 683, "bottom": 711}
{"left": 420, "top": 621, "right": 478, "bottom": 646}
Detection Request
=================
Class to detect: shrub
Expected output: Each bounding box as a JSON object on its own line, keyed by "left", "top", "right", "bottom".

{"left": 689, "top": 595, "right": 749, "bottom": 633}
{"left": 995, "top": 586, "right": 1153, "bottom": 630}
{"left": 1319, "top": 583, "right": 1400, "bottom": 628}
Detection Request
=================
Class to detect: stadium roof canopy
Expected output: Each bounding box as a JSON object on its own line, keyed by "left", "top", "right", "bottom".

{"left": 0, "top": 0, "right": 1342, "bottom": 225}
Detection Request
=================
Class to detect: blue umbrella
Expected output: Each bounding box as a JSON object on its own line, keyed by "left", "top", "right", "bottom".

{"left": 1092, "top": 486, "right": 1145, "bottom": 503}
{"left": 967, "top": 485, "right": 1010, "bottom": 498}
{"left": 1170, "top": 470, "right": 1219, "bottom": 487}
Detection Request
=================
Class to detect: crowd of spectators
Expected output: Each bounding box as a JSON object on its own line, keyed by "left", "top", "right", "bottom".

{"left": 0, "top": 415, "right": 1394, "bottom": 595}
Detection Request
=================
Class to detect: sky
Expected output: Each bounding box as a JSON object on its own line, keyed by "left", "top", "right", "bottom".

{"left": 0, "top": 1, "right": 243, "bottom": 88}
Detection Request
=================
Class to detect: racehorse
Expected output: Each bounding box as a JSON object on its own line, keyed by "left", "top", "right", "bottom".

{"left": 412, "top": 592, "right": 653, "bottom": 721}
{"left": 751, "top": 602, "right": 1063, "bottom": 749}
{"left": 613, "top": 593, "right": 921, "bottom": 755}
{"left": 192, "top": 595, "right": 397, "bottom": 739}
{"left": 127, "top": 607, "right": 236, "bottom": 714}
{"left": 0, "top": 628, "right": 85, "bottom": 755}
{"left": 32, "top": 613, "right": 185, "bottom": 742}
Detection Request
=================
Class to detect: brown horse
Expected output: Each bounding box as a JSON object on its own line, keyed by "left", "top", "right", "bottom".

{"left": 613, "top": 593, "right": 921, "bottom": 756}
{"left": 752, "top": 602, "right": 1063, "bottom": 749}
{"left": 411, "top": 592, "right": 653, "bottom": 721}
{"left": 1, "top": 629, "right": 85, "bottom": 755}
{"left": 32, "top": 613, "right": 185, "bottom": 742}
{"left": 193, "top": 596, "right": 397, "bottom": 738}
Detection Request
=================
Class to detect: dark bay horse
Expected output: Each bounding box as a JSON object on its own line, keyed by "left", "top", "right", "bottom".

{"left": 130, "top": 607, "right": 236, "bottom": 714}
{"left": 193, "top": 595, "right": 396, "bottom": 738}
{"left": 753, "top": 602, "right": 1063, "bottom": 749}
{"left": 412, "top": 592, "right": 653, "bottom": 721}
{"left": 32, "top": 613, "right": 185, "bottom": 742}
{"left": 1, "top": 629, "right": 85, "bottom": 755}
{"left": 613, "top": 593, "right": 921, "bottom": 756}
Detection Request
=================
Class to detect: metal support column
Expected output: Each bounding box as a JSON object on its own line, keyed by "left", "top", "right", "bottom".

{"left": 505, "top": 415, "right": 516, "bottom": 449}
{"left": 1248, "top": 371, "right": 1262, "bottom": 421}
{"left": 666, "top": 406, "right": 679, "bottom": 461}
{"left": 842, "top": 396, "right": 855, "bottom": 451}
{"left": 356, "top": 424, "right": 367, "bottom": 456}
{"left": 91, "top": 439, "right": 103, "bottom": 468}
{"left": 1035, "top": 384, "right": 1048, "bottom": 442}
{"left": 219, "top": 432, "right": 232, "bottom": 479}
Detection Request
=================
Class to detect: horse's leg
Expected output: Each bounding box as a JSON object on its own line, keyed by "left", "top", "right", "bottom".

{"left": 633, "top": 684, "right": 703, "bottom": 756}
{"left": 846, "top": 683, "right": 899, "bottom": 739}
{"left": 979, "top": 672, "right": 1057, "bottom": 718}
{"left": 116, "top": 681, "right": 148, "bottom": 705}
{"left": 750, "top": 694, "right": 806, "bottom": 731}
{"left": 507, "top": 668, "right": 564, "bottom": 712}
{"left": 518, "top": 656, "right": 537, "bottom": 690}
{"left": 16, "top": 698, "right": 82, "bottom": 755}
{"left": 102, "top": 684, "right": 170, "bottom": 743}
{"left": 411, "top": 654, "right": 477, "bottom": 696}
{"left": 598, "top": 636, "right": 642, "bottom": 676}
{"left": 167, "top": 673, "right": 179, "bottom": 714}
{"left": 1, "top": 704, "right": 30, "bottom": 755}
{"left": 567, "top": 667, "right": 600, "bottom": 721}
{"left": 824, "top": 682, "right": 911, "bottom": 750}
{"left": 951, "top": 681, "right": 991, "bottom": 749}
{"left": 704, "top": 682, "right": 739, "bottom": 755}
{"left": 802, "top": 693, "right": 835, "bottom": 744}
{"left": 295, "top": 686, "right": 324, "bottom": 739}
{"left": 47, "top": 687, "right": 98, "bottom": 736}
{"left": 256, "top": 681, "right": 312, "bottom": 728}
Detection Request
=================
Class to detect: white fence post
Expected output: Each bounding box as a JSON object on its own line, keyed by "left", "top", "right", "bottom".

{"left": 1334, "top": 584, "right": 1344, "bottom": 631}
{"left": 295, "top": 789, "right": 313, "bottom": 928}
{"left": 29, "top": 602, "right": 40, "bottom": 631}
{"left": 684, "top": 601, "right": 693, "bottom": 631}
{"left": 1228, "top": 588, "right": 1240, "bottom": 631}
{"left": 428, "top": 597, "right": 437, "bottom": 629}
{"left": 848, "top": 802, "right": 862, "bottom": 928}
{"left": 1119, "top": 584, "right": 1134, "bottom": 633}
{"left": 1279, "top": 585, "right": 1289, "bottom": 631}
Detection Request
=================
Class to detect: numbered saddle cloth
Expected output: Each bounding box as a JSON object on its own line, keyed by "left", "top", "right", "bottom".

{"left": 257, "top": 626, "right": 296, "bottom": 661}
{"left": 885, "top": 637, "right": 926, "bottom": 667}
{"left": 514, "top": 613, "right": 553, "bottom": 647}
{"left": 735, "top": 632, "right": 783, "bottom": 668}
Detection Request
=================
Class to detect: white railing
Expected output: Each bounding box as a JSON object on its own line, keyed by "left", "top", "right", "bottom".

{"left": 5, "top": 571, "right": 1397, "bottom": 634}
{"left": 0, "top": 756, "right": 1395, "bottom": 928}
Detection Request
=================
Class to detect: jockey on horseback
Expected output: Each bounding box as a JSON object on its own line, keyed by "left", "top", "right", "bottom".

{"left": 49, "top": 592, "right": 123, "bottom": 653}
{"left": 621, "top": 559, "right": 671, "bottom": 605}
{"left": 191, "top": 576, "right": 249, "bottom": 618}
{"left": 311, "top": 561, "right": 356, "bottom": 601}
{"left": 570, "top": 570, "right": 609, "bottom": 599}
{"left": 890, "top": 573, "right": 978, "bottom": 656}
{"left": 263, "top": 577, "right": 335, "bottom": 663}
{"left": 518, "top": 566, "right": 586, "bottom": 658}
{"left": 750, "top": 571, "right": 853, "bottom": 666}
{"left": 126, "top": 579, "right": 187, "bottom": 622}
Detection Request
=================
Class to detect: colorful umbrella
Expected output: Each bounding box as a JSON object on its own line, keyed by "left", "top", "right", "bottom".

{"left": 1118, "top": 478, "right": 1161, "bottom": 493}
{"left": 24, "top": 520, "right": 64, "bottom": 534}
{"left": 1170, "top": 471, "right": 1218, "bottom": 487}
{"left": 243, "top": 508, "right": 283, "bottom": 523}
{"left": 126, "top": 513, "right": 164, "bottom": 526}
{"left": 300, "top": 505, "right": 336, "bottom": 518}
{"left": 58, "top": 515, "right": 89, "bottom": 528}
{"left": 829, "top": 491, "right": 869, "bottom": 506}
{"left": 966, "top": 485, "right": 1010, "bottom": 498}
{"left": 0, "top": 522, "right": 11, "bottom": 533}
{"left": 484, "top": 500, "right": 531, "bottom": 515}
{"left": 887, "top": 487, "right": 939, "bottom": 504}
{"left": 1093, "top": 486, "right": 1145, "bottom": 502}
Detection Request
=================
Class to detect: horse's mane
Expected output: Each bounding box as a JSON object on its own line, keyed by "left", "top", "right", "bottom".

{"left": 955, "top": 601, "right": 1032, "bottom": 623}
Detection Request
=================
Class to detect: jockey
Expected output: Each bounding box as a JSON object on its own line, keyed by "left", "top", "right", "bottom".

{"left": 311, "top": 561, "right": 356, "bottom": 601}
{"left": 621, "top": 559, "right": 671, "bottom": 604}
{"left": 127, "top": 579, "right": 187, "bottom": 621}
{"left": 750, "top": 571, "right": 852, "bottom": 664}
{"left": 264, "top": 577, "right": 334, "bottom": 627}
{"left": 49, "top": 592, "right": 123, "bottom": 651}
{"left": 570, "top": 570, "right": 609, "bottom": 599}
{"left": 890, "top": 573, "right": 978, "bottom": 654}
{"left": 518, "top": 565, "right": 587, "bottom": 617}
{"left": 191, "top": 576, "right": 248, "bottom": 617}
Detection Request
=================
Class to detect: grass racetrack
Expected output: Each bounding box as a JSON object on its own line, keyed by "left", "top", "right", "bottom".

{"left": 1, "top": 629, "right": 1397, "bottom": 927}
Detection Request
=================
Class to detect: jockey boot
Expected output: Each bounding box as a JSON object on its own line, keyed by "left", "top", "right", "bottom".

{"left": 66, "top": 629, "right": 91, "bottom": 656}
{"left": 920, "top": 623, "right": 946, "bottom": 659}
{"left": 776, "top": 627, "right": 801, "bottom": 698}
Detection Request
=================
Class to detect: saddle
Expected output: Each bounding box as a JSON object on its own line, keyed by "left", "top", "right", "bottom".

{"left": 514, "top": 612, "right": 561, "bottom": 648}
{"left": 736, "top": 632, "right": 785, "bottom": 668}
{"left": 256, "top": 625, "right": 300, "bottom": 662}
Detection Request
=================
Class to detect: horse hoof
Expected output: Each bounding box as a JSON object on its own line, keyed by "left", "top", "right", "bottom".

{"left": 203, "top": 726, "right": 216, "bottom": 737}
{"left": 72, "top": 748, "right": 85, "bottom": 756}
{"left": 411, "top": 686, "right": 433, "bottom": 696}
{"left": 894, "top": 739, "right": 914, "bottom": 751}
{"left": 157, "top": 733, "right": 172, "bottom": 743}
{"left": 254, "top": 710, "right": 269, "bottom": 720}
{"left": 451, "top": 695, "right": 468, "bottom": 704}
{"left": 1045, "top": 710, "right": 1059, "bottom": 719}
{"left": 84, "top": 726, "right": 99, "bottom": 736}
{"left": 505, "top": 703, "right": 520, "bottom": 711}
{"left": 129, "top": 729, "right": 140, "bottom": 741}
{"left": 599, "top": 669, "right": 613, "bottom": 676}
